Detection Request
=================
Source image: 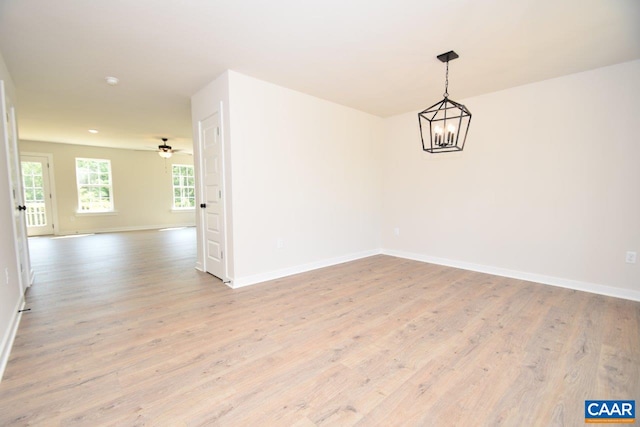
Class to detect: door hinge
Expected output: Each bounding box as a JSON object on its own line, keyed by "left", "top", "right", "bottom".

{"left": 219, "top": 190, "right": 221, "bottom": 199}
{"left": 221, "top": 251, "right": 223, "bottom": 260}
{"left": 216, "top": 127, "right": 220, "bottom": 136}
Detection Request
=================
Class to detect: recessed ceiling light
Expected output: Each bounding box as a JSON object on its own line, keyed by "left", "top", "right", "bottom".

{"left": 105, "top": 76, "right": 119, "bottom": 86}
{"left": 88, "top": 129, "right": 99, "bottom": 134}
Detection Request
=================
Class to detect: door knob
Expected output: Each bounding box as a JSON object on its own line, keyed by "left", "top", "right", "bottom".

{"left": 200, "top": 203, "right": 207, "bottom": 208}
{"left": 17, "top": 205, "right": 26, "bottom": 211}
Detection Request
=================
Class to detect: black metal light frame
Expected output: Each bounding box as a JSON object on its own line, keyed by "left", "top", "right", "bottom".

{"left": 418, "top": 51, "right": 472, "bottom": 153}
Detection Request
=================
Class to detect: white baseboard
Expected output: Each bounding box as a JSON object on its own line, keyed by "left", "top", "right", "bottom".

{"left": 0, "top": 297, "right": 25, "bottom": 382}
{"left": 382, "top": 249, "right": 640, "bottom": 302}
{"left": 230, "top": 249, "right": 382, "bottom": 289}
{"left": 55, "top": 223, "right": 196, "bottom": 236}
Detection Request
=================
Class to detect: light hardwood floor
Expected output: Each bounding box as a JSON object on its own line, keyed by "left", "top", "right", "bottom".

{"left": 0, "top": 228, "right": 638, "bottom": 426}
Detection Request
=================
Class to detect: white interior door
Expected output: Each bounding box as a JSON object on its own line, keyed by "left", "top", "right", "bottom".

{"left": 200, "top": 113, "right": 226, "bottom": 280}
{"left": 1, "top": 80, "right": 31, "bottom": 292}
{"left": 21, "top": 155, "right": 54, "bottom": 236}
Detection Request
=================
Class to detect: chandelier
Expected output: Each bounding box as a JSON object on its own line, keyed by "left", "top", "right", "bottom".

{"left": 418, "top": 51, "right": 472, "bottom": 153}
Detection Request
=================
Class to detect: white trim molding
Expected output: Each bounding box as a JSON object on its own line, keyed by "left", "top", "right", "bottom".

{"left": 56, "top": 224, "right": 196, "bottom": 236}
{"left": 74, "top": 210, "right": 119, "bottom": 216}
{"left": 382, "top": 249, "right": 640, "bottom": 302}
{"left": 230, "top": 249, "right": 382, "bottom": 289}
{"left": 171, "top": 208, "right": 195, "bottom": 214}
{"left": 0, "top": 297, "right": 25, "bottom": 382}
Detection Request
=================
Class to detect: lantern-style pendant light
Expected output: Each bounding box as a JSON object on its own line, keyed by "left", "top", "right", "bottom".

{"left": 418, "top": 51, "right": 471, "bottom": 153}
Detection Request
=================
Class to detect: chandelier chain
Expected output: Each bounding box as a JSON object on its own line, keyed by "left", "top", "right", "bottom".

{"left": 444, "top": 60, "right": 449, "bottom": 98}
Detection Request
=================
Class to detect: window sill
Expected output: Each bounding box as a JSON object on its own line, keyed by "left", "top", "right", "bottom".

{"left": 171, "top": 208, "right": 196, "bottom": 214}
{"left": 75, "top": 211, "right": 119, "bottom": 216}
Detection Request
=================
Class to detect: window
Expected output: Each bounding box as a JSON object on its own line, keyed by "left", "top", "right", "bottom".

{"left": 172, "top": 164, "right": 195, "bottom": 209}
{"left": 76, "top": 158, "right": 114, "bottom": 212}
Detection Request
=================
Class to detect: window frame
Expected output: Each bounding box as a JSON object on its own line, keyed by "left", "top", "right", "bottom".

{"left": 75, "top": 157, "right": 114, "bottom": 213}
{"left": 171, "top": 164, "right": 196, "bottom": 210}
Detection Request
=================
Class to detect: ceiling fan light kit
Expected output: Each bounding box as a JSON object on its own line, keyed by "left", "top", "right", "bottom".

{"left": 158, "top": 149, "right": 172, "bottom": 159}
{"left": 104, "top": 76, "right": 119, "bottom": 86}
{"left": 418, "top": 50, "right": 472, "bottom": 153}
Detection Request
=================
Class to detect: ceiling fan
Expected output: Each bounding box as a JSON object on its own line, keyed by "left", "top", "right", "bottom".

{"left": 156, "top": 138, "right": 181, "bottom": 158}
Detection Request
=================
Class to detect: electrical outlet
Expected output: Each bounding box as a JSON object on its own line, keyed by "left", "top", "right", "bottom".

{"left": 276, "top": 238, "right": 284, "bottom": 249}
{"left": 393, "top": 227, "right": 400, "bottom": 237}
{"left": 625, "top": 251, "right": 637, "bottom": 264}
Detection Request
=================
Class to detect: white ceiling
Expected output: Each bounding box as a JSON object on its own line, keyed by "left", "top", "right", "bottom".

{"left": 0, "top": 0, "right": 638, "bottom": 153}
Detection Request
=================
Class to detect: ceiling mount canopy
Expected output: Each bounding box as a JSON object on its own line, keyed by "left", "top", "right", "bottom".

{"left": 418, "top": 50, "right": 472, "bottom": 154}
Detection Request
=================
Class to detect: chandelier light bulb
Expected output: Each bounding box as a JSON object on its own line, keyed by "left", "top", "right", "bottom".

{"left": 434, "top": 125, "right": 444, "bottom": 145}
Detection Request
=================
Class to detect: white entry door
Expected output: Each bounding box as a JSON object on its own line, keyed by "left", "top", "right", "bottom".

{"left": 21, "top": 155, "right": 54, "bottom": 236}
{"left": 200, "top": 113, "right": 226, "bottom": 280}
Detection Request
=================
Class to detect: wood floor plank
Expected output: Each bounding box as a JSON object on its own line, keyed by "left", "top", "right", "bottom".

{"left": 0, "top": 228, "right": 638, "bottom": 426}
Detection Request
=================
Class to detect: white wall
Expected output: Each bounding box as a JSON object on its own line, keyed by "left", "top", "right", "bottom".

{"left": 382, "top": 60, "right": 640, "bottom": 299}
{"left": 226, "top": 71, "right": 383, "bottom": 285}
{"left": 0, "top": 51, "right": 25, "bottom": 380}
{"left": 18, "top": 140, "right": 195, "bottom": 234}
